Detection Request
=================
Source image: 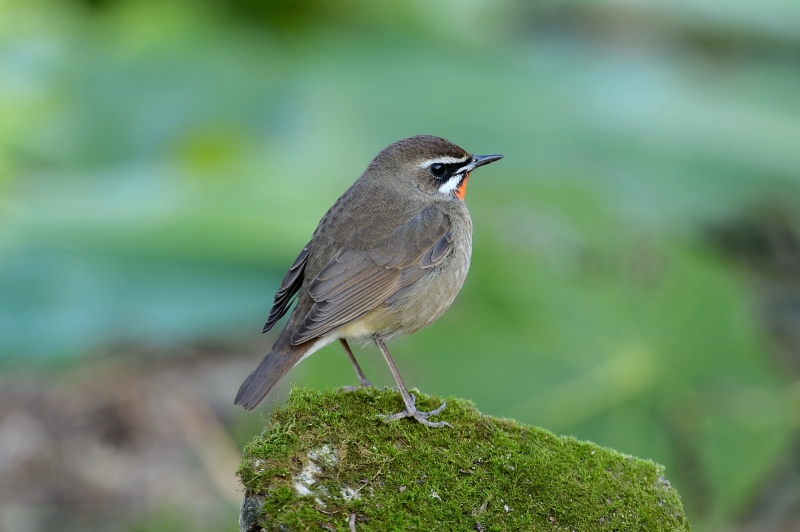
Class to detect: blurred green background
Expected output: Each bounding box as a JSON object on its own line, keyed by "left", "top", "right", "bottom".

{"left": 1, "top": 0, "right": 800, "bottom": 530}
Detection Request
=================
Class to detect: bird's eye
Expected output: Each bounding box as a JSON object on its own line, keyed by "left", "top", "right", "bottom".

{"left": 430, "top": 164, "right": 446, "bottom": 178}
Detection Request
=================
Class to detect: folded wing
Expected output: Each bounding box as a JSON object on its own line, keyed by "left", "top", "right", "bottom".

{"left": 290, "top": 207, "right": 452, "bottom": 345}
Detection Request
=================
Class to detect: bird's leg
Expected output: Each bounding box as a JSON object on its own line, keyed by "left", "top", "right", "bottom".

{"left": 340, "top": 338, "right": 372, "bottom": 388}
{"left": 374, "top": 336, "right": 450, "bottom": 428}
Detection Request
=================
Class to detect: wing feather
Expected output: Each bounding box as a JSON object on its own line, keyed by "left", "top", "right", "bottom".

{"left": 309, "top": 254, "right": 375, "bottom": 300}
{"left": 290, "top": 207, "right": 453, "bottom": 345}
{"left": 262, "top": 243, "right": 311, "bottom": 333}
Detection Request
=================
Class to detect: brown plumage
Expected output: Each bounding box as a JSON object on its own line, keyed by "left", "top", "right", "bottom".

{"left": 235, "top": 135, "right": 502, "bottom": 427}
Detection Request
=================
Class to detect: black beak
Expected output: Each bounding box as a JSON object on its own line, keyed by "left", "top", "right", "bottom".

{"left": 468, "top": 154, "right": 503, "bottom": 171}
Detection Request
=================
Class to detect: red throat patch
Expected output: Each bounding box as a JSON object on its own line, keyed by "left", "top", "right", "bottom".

{"left": 454, "top": 172, "right": 470, "bottom": 200}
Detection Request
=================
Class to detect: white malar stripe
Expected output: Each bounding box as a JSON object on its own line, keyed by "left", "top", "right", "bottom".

{"left": 420, "top": 155, "right": 469, "bottom": 168}
{"left": 438, "top": 174, "right": 463, "bottom": 194}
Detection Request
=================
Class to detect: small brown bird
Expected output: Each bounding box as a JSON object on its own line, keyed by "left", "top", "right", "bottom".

{"left": 235, "top": 135, "right": 502, "bottom": 427}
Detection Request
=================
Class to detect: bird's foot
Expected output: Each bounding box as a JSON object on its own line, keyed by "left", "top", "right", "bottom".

{"left": 337, "top": 379, "right": 373, "bottom": 393}
{"left": 381, "top": 393, "right": 451, "bottom": 428}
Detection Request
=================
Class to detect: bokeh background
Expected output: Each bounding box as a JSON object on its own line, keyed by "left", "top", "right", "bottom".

{"left": 1, "top": 0, "right": 800, "bottom": 530}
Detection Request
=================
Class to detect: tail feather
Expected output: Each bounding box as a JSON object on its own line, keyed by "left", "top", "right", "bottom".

{"left": 234, "top": 349, "right": 301, "bottom": 410}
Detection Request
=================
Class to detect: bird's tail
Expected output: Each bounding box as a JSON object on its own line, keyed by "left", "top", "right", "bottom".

{"left": 234, "top": 342, "right": 311, "bottom": 410}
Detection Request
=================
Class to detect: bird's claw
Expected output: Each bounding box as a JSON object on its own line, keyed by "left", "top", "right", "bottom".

{"left": 381, "top": 393, "right": 451, "bottom": 428}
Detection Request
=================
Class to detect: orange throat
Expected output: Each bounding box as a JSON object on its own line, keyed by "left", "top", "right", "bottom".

{"left": 454, "top": 172, "right": 470, "bottom": 200}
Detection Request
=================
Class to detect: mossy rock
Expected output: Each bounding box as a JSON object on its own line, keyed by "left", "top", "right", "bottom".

{"left": 238, "top": 388, "right": 689, "bottom": 531}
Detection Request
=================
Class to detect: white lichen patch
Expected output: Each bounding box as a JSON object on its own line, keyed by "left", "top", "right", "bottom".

{"left": 341, "top": 486, "right": 360, "bottom": 500}
{"left": 292, "top": 460, "right": 321, "bottom": 496}
{"left": 292, "top": 445, "right": 337, "bottom": 497}
{"left": 308, "top": 445, "right": 337, "bottom": 467}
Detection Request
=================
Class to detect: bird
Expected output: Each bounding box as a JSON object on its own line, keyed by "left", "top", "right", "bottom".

{"left": 234, "top": 135, "right": 502, "bottom": 427}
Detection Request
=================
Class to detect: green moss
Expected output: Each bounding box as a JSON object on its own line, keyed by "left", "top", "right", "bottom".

{"left": 239, "top": 388, "right": 689, "bottom": 531}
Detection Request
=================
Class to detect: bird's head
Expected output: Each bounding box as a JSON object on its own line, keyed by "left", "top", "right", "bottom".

{"left": 366, "top": 135, "right": 503, "bottom": 200}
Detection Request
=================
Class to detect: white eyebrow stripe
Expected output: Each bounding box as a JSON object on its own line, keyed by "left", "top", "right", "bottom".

{"left": 420, "top": 155, "right": 470, "bottom": 168}
{"left": 438, "top": 174, "right": 463, "bottom": 194}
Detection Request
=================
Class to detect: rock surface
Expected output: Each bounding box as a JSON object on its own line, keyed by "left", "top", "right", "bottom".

{"left": 238, "top": 388, "right": 689, "bottom": 531}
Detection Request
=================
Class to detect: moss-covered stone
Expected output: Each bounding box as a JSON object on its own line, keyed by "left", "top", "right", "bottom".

{"left": 238, "top": 388, "right": 689, "bottom": 531}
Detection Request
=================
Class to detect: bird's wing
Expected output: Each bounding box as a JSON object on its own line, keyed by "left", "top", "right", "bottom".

{"left": 290, "top": 207, "right": 452, "bottom": 345}
{"left": 262, "top": 243, "right": 311, "bottom": 333}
